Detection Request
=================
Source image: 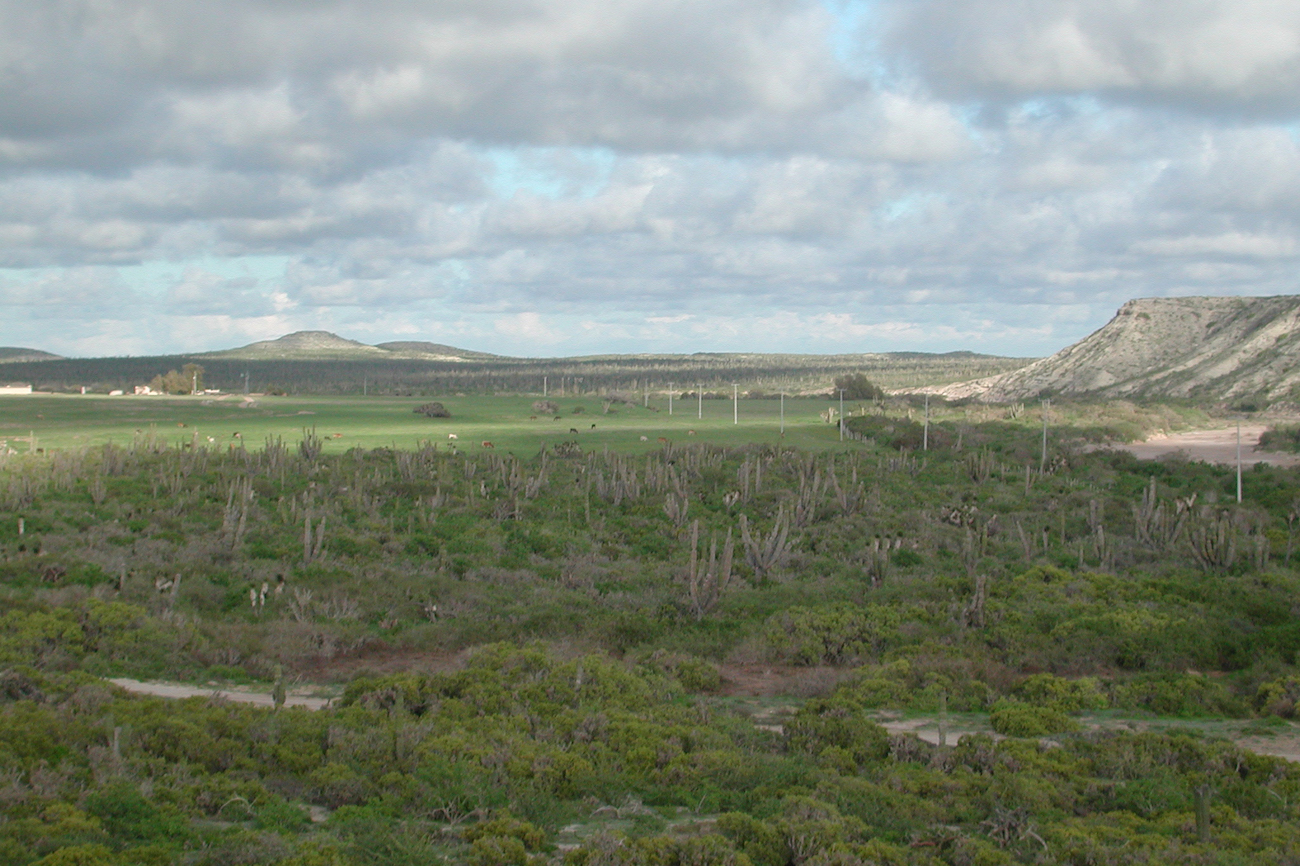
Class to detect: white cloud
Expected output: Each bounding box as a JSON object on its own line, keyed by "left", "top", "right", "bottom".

{"left": 0, "top": 0, "right": 1298, "bottom": 358}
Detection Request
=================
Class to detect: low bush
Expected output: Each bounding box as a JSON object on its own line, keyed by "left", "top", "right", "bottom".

{"left": 413, "top": 402, "right": 451, "bottom": 417}
{"left": 989, "top": 701, "right": 1080, "bottom": 737}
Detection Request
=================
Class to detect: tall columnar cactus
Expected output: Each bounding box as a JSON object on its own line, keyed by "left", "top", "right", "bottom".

{"left": 685, "top": 520, "right": 735, "bottom": 621}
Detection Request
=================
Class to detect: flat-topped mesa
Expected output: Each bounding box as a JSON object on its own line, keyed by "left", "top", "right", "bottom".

{"left": 923, "top": 294, "right": 1300, "bottom": 403}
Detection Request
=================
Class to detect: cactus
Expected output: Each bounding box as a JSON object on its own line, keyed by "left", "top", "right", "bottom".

{"left": 684, "top": 520, "right": 735, "bottom": 621}
{"left": 738, "top": 507, "right": 792, "bottom": 581}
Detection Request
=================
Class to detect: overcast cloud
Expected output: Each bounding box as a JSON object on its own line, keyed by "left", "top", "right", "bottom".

{"left": 1, "top": 0, "right": 1298, "bottom": 357}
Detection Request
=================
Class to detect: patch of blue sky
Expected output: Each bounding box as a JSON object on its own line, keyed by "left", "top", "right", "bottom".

{"left": 0, "top": 255, "right": 291, "bottom": 295}
{"left": 1014, "top": 95, "right": 1108, "bottom": 122}
{"left": 134, "top": 256, "right": 292, "bottom": 296}
{"left": 821, "top": 0, "right": 886, "bottom": 82}
{"left": 484, "top": 146, "right": 616, "bottom": 201}
{"left": 879, "top": 192, "right": 942, "bottom": 221}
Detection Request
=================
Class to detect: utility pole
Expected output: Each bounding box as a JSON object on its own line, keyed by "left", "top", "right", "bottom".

{"left": 923, "top": 394, "right": 930, "bottom": 451}
{"left": 839, "top": 389, "right": 845, "bottom": 442}
{"left": 192, "top": 370, "right": 198, "bottom": 395}
{"left": 780, "top": 393, "right": 785, "bottom": 436}
{"left": 243, "top": 370, "right": 250, "bottom": 395}
{"left": 1237, "top": 418, "right": 1243, "bottom": 503}
{"left": 543, "top": 375, "right": 547, "bottom": 397}
{"left": 668, "top": 382, "right": 673, "bottom": 415}
{"left": 733, "top": 384, "right": 738, "bottom": 424}
{"left": 644, "top": 383, "right": 649, "bottom": 408}
{"left": 363, "top": 376, "right": 367, "bottom": 397}
{"left": 1040, "top": 399, "right": 1050, "bottom": 473}
{"left": 698, "top": 385, "right": 702, "bottom": 420}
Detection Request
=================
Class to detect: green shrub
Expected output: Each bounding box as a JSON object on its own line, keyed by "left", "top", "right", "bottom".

{"left": 1014, "top": 674, "right": 1107, "bottom": 713}
{"left": 673, "top": 656, "right": 722, "bottom": 693}
{"left": 1254, "top": 675, "right": 1300, "bottom": 718}
{"left": 1110, "top": 673, "right": 1245, "bottom": 717}
{"left": 766, "top": 604, "right": 900, "bottom": 666}
{"left": 989, "top": 701, "right": 1079, "bottom": 737}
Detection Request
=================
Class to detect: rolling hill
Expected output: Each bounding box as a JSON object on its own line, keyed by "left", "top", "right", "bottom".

{"left": 374, "top": 341, "right": 498, "bottom": 360}
{"left": 0, "top": 347, "right": 61, "bottom": 363}
{"left": 930, "top": 294, "right": 1300, "bottom": 403}
{"left": 201, "top": 331, "right": 491, "bottom": 361}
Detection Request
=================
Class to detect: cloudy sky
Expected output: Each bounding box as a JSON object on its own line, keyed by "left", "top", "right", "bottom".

{"left": 2, "top": 0, "right": 1299, "bottom": 358}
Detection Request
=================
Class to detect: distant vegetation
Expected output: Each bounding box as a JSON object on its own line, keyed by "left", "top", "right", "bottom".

{"left": 3, "top": 402, "right": 1300, "bottom": 863}
{"left": 1260, "top": 425, "right": 1300, "bottom": 453}
{"left": 0, "top": 351, "right": 1029, "bottom": 398}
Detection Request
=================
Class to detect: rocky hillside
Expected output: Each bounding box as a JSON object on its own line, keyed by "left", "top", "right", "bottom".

{"left": 931, "top": 295, "right": 1300, "bottom": 403}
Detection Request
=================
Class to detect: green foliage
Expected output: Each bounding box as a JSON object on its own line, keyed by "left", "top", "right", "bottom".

{"left": 1254, "top": 675, "right": 1300, "bottom": 717}
{"left": 832, "top": 374, "right": 884, "bottom": 401}
{"left": 766, "top": 604, "right": 900, "bottom": 665}
{"left": 464, "top": 815, "right": 545, "bottom": 851}
{"left": 1110, "top": 673, "right": 1246, "bottom": 717}
{"left": 1013, "top": 673, "right": 1107, "bottom": 713}
{"left": 1259, "top": 425, "right": 1300, "bottom": 453}
{"left": 147, "top": 363, "right": 204, "bottom": 395}
{"left": 4, "top": 405, "right": 1300, "bottom": 865}
{"left": 989, "top": 701, "right": 1080, "bottom": 737}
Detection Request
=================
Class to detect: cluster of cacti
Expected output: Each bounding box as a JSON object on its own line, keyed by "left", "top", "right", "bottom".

{"left": 683, "top": 519, "right": 735, "bottom": 621}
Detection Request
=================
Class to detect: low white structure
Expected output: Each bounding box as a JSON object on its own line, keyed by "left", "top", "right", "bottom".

{"left": 0, "top": 383, "right": 32, "bottom": 395}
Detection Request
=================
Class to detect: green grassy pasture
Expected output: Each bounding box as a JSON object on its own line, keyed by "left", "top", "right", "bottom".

{"left": 0, "top": 392, "right": 869, "bottom": 454}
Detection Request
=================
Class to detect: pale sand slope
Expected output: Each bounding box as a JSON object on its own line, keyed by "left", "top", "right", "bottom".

{"left": 1111, "top": 424, "right": 1300, "bottom": 467}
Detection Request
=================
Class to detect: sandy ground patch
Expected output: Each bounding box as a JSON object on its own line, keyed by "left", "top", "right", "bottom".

{"left": 1112, "top": 424, "right": 1300, "bottom": 467}
{"left": 108, "top": 678, "right": 332, "bottom": 710}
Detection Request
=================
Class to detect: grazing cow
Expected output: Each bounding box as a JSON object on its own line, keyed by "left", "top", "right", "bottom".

{"left": 639, "top": 436, "right": 648, "bottom": 441}
{"left": 529, "top": 415, "right": 537, "bottom": 420}
{"left": 553, "top": 415, "right": 563, "bottom": 420}
{"left": 687, "top": 430, "right": 696, "bottom": 436}
{"left": 232, "top": 432, "right": 242, "bottom": 438}
{"left": 481, "top": 441, "right": 494, "bottom": 449}
{"left": 590, "top": 423, "right": 596, "bottom": 429}
{"left": 570, "top": 428, "right": 579, "bottom": 434}
{"left": 657, "top": 437, "right": 668, "bottom": 443}
{"left": 447, "top": 433, "right": 458, "bottom": 440}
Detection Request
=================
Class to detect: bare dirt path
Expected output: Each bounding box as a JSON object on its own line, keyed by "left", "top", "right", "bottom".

{"left": 1113, "top": 424, "right": 1300, "bottom": 467}
{"left": 108, "top": 678, "right": 332, "bottom": 710}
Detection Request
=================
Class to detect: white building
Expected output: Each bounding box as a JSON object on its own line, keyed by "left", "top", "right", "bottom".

{"left": 0, "top": 383, "right": 32, "bottom": 395}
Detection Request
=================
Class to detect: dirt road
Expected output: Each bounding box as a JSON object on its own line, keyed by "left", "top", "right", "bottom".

{"left": 1112, "top": 424, "right": 1300, "bottom": 467}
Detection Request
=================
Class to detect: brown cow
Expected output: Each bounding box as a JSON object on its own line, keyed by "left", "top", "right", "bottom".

{"left": 481, "top": 441, "right": 494, "bottom": 449}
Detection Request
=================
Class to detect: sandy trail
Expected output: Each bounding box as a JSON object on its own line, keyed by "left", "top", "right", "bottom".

{"left": 108, "top": 678, "right": 331, "bottom": 709}
{"left": 1112, "top": 424, "right": 1300, "bottom": 467}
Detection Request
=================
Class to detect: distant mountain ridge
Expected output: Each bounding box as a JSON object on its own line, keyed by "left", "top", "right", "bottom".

{"left": 930, "top": 294, "right": 1300, "bottom": 402}
{"left": 202, "top": 331, "right": 490, "bottom": 361}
